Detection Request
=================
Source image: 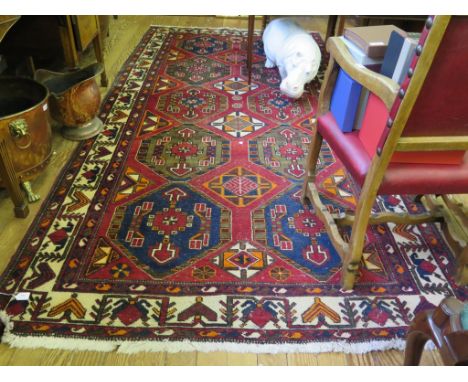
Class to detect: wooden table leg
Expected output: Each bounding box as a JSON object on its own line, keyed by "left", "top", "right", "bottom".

{"left": 336, "top": 16, "right": 346, "bottom": 36}
{"left": 0, "top": 139, "right": 29, "bottom": 218}
{"left": 93, "top": 17, "right": 108, "bottom": 87}
{"left": 262, "top": 16, "right": 270, "bottom": 31}
{"left": 247, "top": 15, "right": 255, "bottom": 84}
{"left": 93, "top": 34, "right": 108, "bottom": 87}
{"left": 326, "top": 16, "right": 346, "bottom": 41}
{"left": 58, "top": 16, "right": 80, "bottom": 70}
{"left": 325, "top": 15, "right": 338, "bottom": 41}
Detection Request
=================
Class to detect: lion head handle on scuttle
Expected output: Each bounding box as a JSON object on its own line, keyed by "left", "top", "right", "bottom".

{"left": 262, "top": 18, "right": 321, "bottom": 99}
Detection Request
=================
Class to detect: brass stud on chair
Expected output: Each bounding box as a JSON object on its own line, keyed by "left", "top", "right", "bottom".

{"left": 399, "top": 89, "right": 406, "bottom": 99}
{"left": 407, "top": 67, "right": 414, "bottom": 78}
{"left": 426, "top": 17, "right": 434, "bottom": 29}
{"left": 416, "top": 44, "right": 423, "bottom": 56}
{"left": 387, "top": 118, "right": 393, "bottom": 128}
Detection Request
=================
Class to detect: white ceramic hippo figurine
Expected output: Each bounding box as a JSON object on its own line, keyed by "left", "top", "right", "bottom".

{"left": 263, "top": 18, "right": 321, "bottom": 99}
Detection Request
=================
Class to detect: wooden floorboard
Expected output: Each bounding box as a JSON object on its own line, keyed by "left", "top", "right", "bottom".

{"left": 165, "top": 352, "right": 197, "bottom": 366}
{"left": 0, "top": 15, "right": 454, "bottom": 366}
{"left": 258, "top": 353, "right": 288, "bottom": 366}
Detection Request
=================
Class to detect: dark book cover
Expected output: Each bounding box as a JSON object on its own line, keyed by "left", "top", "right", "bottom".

{"left": 380, "top": 31, "right": 406, "bottom": 78}
{"left": 392, "top": 37, "right": 418, "bottom": 84}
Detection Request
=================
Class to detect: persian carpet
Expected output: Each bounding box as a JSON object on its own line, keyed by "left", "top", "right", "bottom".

{"left": 0, "top": 26, "right": 466, "bottom": 354}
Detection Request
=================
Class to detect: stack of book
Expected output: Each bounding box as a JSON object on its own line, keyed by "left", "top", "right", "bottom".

{"left": 342, "top": 25, "right": 407, "bottom": 69}
{"left": 331, "top": 25, "right": 419, "bottom": 158}
{"left": 338, "top": 36, "right": 383, "bottom": 73}
{"left": 332, "top": 25, "right": 407, "bottom": 136}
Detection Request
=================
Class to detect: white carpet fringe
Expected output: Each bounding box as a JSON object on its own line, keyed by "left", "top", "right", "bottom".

{"left": 0, "top": 310, "right": 436, "bottom": 355}
{"left": 1, "top": 333, "right": 407, "bottom": 355}
{"left": 116, "top": 338, "right": 408, "bottom": 354}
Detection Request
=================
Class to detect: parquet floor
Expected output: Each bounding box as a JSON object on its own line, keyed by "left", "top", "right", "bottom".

{"left": 0, "top": 15, "right": 447, "bottom": 366}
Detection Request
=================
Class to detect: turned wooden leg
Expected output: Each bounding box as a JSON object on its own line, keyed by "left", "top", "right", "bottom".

{"left": 301, "top": 132, "right": 323, "bottom": 204}
{"left": 405, "top": 298, "right": 468, "bottom": 366}
{"left": 404, "top": 330, "right": 431, "bottom": 365}
{"left": 342, "top": 191, "right": 376, "bottom": 290}
{"left": 404, "top": 311, "right": 432, "bottom": 366}
{"left": 247, "top": 15, "right": 255, "bottom": 85}
{"left": 0, "top": 139, "right": 29, "bottom": 218}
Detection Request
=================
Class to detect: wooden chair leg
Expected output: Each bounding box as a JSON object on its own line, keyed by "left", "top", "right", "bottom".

{"left": 342, "top": 192, "right": 376, "bottom": 289}
{"left": 404, "top": 309, "right": 435, "bottom": 365}
{"left": 405, "top": 298, "right": 468, "bottom": 366}
{"left": 301, "top": 132, "right": 323, "bottom": 204}
{"left": 404, "top": 329, "right": 431, "bottom": 366}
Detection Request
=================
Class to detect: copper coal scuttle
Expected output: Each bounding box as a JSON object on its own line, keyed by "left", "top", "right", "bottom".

{"left": 0, "top": 76, "right": 52, "bottom": 215}
{"left": 35, "top": 62, "right": 104, "bottom": 140}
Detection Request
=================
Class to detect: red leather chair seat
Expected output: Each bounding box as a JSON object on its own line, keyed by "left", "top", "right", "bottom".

{"left": 318, "top": 112, "right": 468, "bottom": 195}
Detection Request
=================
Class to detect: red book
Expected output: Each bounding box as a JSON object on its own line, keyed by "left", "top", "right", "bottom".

{"left": 358, "top": 93, "right": 465, "bottom": 164}
{"left": 391, "top": 151, "right": 465, "bottom": 165}
{"left": 358, "top": 93, "right": 388, "bottom": 158}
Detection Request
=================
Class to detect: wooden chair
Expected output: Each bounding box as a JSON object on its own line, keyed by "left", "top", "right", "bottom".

{"left": 404, "top": 297, "right": 468, "bottom": 366}
{"left": 302, "top": 16, "right": 468, "bottom": 290}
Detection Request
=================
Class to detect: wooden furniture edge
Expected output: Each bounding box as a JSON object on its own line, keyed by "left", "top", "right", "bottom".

{"left": 326, "top": 36, "right": 400, "bottom": 110}
{"left": 0, "top": 139, "right": 29, "bottom": 218}
{"left": 304, "top": 181, "right": 349, "bottom": 259}
{"left": 395, "top": 136, "right": 468, "bottom": 151}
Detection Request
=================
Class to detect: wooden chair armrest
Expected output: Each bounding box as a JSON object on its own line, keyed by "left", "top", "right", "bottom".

{"left": 327, "top": 37, "right": 400, "bottom": 110}
{"left": 395, "top": 136, "right": 468, "bottom": 151}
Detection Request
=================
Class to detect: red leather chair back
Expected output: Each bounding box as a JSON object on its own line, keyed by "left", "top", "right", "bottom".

{"left": 403, "top": 16, "right": 468, "bottom": 137}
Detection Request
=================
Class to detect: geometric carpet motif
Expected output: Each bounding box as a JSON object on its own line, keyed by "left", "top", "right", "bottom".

{"left": 249, "top": 124, "right": 311, "bottom": 180}
{"left": 0, "top": 26, "right": 466, "bottom": 354}
{"left": 210, "top": 111, "right": 266, "bottom": 138}
{"left": 202, "top": 166, "right": 277, "bottom": 207}
{"left": 137, "top": 124, "right": 230, "bottom": 181}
